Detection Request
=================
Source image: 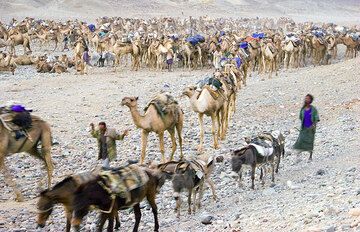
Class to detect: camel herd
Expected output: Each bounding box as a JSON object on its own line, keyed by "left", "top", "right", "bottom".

{"left": 0, "top": 17, "right": 359, "bottom": 77}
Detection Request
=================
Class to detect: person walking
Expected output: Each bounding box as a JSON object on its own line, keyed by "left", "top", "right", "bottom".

{"left": 90, "top": 122, "right": 129, "bottom": 168}
{"left": 293, "top": 94, "right": 320, "bottom": 161}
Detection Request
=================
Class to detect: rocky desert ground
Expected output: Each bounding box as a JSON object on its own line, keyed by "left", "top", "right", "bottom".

{"left": 0, "top": 51, "right": 360, "bottom": 231}
{"left": 1, "top": 1, "right": 360, "bottom": 232}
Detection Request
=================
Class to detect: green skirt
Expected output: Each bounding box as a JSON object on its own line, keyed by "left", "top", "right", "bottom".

{"left": 293, "top": 127, "right": 316, "bottom": 152}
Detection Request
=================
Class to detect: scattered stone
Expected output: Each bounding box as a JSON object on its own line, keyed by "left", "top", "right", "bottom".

{"left": 349, "top": 208, "right": 360, "bottom": 217}
{"left": 316, "top": 169, "right": 326, "bottom": 175}
{"left": 201, "top": 215, "right": 214, "bottom": 225}
{"left": 216, "top": 155, "right": 224, "bottom": 163}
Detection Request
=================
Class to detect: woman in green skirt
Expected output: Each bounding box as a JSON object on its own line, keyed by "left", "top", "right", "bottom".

{"left": 293, "top": 94, "right": 320, "bottom": 160}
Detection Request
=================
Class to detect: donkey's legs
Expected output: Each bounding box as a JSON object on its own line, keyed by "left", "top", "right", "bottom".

{"left": 251, "top": 165, "right": 256, "bottom": 190}
{"left": 64, "top": 207, "right": 72, "bottom": 232}
{"left": 114, "top": 212, "right": 120, "bottom": 230}
{"left": 0, "top": 155, "right": 24, "bottom": 201}
{"left": 188, "top": 189, "right": 192, "bottom": 214}
{"left": 96, "top": 213, "right": 107, "bottom": 232}
{"left": 147, "top": 194, "right": 159, "bottom": 231}
{"left": 206, "top": 178, "right": 217, "bottom": 200}
{"left": 133, "top": 203, "right": 142, "bottom": 232}
{"left": 192, "top": 188, "right": 197, "bottom": 213}
{"left": 309, "top": 151, "right": 313, "bottom": 161}
{"left": 196, "top": 182, "right": 205, "bottom": 209}
{"left": 271, "top": 162, "right": 275, "bottom": 182}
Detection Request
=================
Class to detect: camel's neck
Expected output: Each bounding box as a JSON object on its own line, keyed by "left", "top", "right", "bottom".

{"left": 128, "top": 105, "right": 149, "bottom": 129}
{"left": 188, "top": 91, "right": 206, "bottom": 113}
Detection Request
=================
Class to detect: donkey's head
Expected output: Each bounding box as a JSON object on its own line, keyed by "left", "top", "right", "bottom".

{"left": 172, "top": 165, "right": 196, "bottom": 200}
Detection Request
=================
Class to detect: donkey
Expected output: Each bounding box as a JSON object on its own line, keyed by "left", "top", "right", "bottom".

{"left": 71, "top": 167, "right": 166, "bottom": 232}
{"left": 231, "top": 144, "right": 276, "bottom": 190}
{"left": 172, "top": 155, "right": 216, "bottom": 218}
{"left": 37, "top": 172, "right": 120, "bottom": 232}
{"left": 156, "top": 158, "right": 217, "bottom": 199}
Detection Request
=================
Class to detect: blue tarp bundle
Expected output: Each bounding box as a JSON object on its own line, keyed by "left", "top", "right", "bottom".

{"left": 314, "top": 31, "right": 324, "bottom": 38}
{"left": 186, "top": 34, "right": 205, "bottom": 46}
{"left": 88, "top": 24, "right": 96, "bottom": 32}
{"left": 252, "top": 32, "right": 265, "bottom": 39}
{"left": 240, "top": 42, "right": 248, "bottom": 49}
{"left": 220, "top": 31, "right": 225, "bottom": 36}
{"left": 234, "top": 57, "right": 242, "bottom": 68}
{"left": 219, "top": 57, "right": 242, "bottom": 68}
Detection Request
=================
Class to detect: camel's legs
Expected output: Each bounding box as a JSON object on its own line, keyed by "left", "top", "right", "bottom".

{"left": 140, "top": 130, "right": 149, "bottom": 164}
{"left": 216, "top": 110, "right": 221, "bottom": 138}
{"left": 168, "top": 129, "right": 177, "bottom": 161}
{"left": 0, "top": 155, "right": 24, "bottom": 201}
{"left": 210, "top": 113, "right": 219, "bottom": 149}
{"left": 158, "top": 132, "right": 165, "bottom": 163}
{"left": 197, "top": 113, "right": 204, "bottom": 152}
{"left": 27, "top": 146, "right": 53, "bottom": 188}
{"left": 176, "top": 121, "right": 183, "bottom": 159}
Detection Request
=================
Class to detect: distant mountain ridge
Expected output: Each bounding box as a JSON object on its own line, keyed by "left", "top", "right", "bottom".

{"left": 1, "top": 0, "right": 359, "bottom": 24}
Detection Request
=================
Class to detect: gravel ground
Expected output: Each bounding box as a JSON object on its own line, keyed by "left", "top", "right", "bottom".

{"left": 0, "top": 56, "right": 360, "bottom": 232}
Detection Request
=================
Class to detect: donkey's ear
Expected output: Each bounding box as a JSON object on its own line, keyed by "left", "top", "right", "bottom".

{"left": 135, "top": 97, "right": 139, "bottom": 100}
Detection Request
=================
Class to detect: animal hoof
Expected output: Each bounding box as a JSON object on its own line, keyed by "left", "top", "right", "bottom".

{"left": 15, "top": 195, "right": 24, "bottom": 202}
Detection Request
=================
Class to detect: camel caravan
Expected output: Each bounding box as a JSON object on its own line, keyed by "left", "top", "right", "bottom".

{"left": 0, "top": 17, "right": 359, "bottom": 76}
{"left": 1, "top": 72, "right": 282, "bottom": 231}
{"left": 0, "top": 16, "right": 359, "bottom": 232}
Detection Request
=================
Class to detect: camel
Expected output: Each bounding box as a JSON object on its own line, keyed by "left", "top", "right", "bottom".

{"left": 261, "top": 41, "right": 278, "bottom": 79}
{"left": 8, "top": 32, "right": 32, "bottom": 55}
{"left": 35, "top": 29, "right": 60, "bottom": 51}
{"left": 112, "top": 41, "right": 141, "bottom": 71}
{"left": 283, "top": 40, "right": 300, "bottom": 69}
{"left": 121, "top": 94, "right": 184, "bottom": 164}
{"left": 73, "top": 38, "right": 86, "bottom": 72}
{"left": 0, "top": 114, "right": 54, "bottom": 201}
{"left": 326, "top": 34, "right": 337, "bottom": 61}
{"left": 214, "top": 70, "right": 238, "bottom": 139}
{"left": 0, "top": 53, "right": 16, "bottom": 75}
{"left": 338, "top": 34, "right": 358, "bottom": 59}
{"left": 247, "top": 39, "right": 262, "bottom": 73}
{"left": 12, "top": 54, "right": 39, "bottom": 65}
{"left": 311, "top": 36, "right": 327, "bottom": 65}
{"left": 181, "top": 42, "right": 202, "bottom": 70}
{"left": 0, "top": 23, "right": 9, "bottom": 41}
{"left": 182, "top": 86, "right": 226, "bottom": 152}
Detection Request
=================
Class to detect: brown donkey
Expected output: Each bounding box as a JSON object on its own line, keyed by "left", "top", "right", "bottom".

{"left": 71, "top": 166, "right": 166, "bottom": 232}
{"left": 37, "top": 172, "right": 120, "bottom": 232}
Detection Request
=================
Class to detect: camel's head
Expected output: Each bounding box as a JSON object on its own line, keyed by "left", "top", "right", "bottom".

{"left": 121, "top": 97, "right": 139, "bottom": 107}
{"left": 182, "top": 86, "right": 197, "bottom": 98}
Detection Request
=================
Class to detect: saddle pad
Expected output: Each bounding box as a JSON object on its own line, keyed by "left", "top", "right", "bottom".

{"left": 144, "top": 93, "right": 178, "bottom": 118}
{"left": 99, "top": 164, "right": 149, "bottom": 196}
{"left": 203, "top": 85, "right": 221, "bottom": 100}
{"left": 250, "top": 143, "right": 274, "bottom": 157}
